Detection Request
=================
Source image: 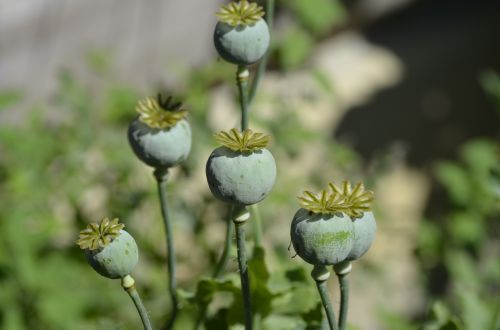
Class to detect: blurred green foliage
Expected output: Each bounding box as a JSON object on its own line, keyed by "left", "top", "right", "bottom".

{"left": 1, "top": 2, "right": 498, "bottom": 328}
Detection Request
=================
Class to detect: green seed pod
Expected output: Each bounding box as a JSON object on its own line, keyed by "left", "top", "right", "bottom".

{"left": 206, "top": 146, "right": 276, "bottom": 205}
{"left": 291, "top": 208, "right": 354, "bottom": 265}
{"left": 128, "top": 96, "right": 191, "bottom": 168}
{"left": 77, "top": 218, "right": 139, "bottom": 279}
{"left": 206, "top": 128, "right": 276, "bottom": 205}
{"left": 347, "top": 211, "right": 376, "bottom": 261}
{"left": 85, "top": 230, "right": 139, "bottom": 279}
{"left": 128, "top": 118, "right": 191, "bottom": 168}
{"left": 214, "top": 1, "right": 270, "bottom": 65}
{"left": 214, "top": 19, "right": 270, "bottom": 66}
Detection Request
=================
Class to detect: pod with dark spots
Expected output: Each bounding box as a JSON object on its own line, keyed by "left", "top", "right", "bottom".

{"left": 214, "top": 19, "right": 270, "bottom": 66}
{"left": 291, "top": 208, "right": 355, "bottom": 265}
{"left": 85, "top": 230, "right": 139, "bottom": 279}
{"left": 347, "top": 211, "right": 376, "bottom": 261}
{"left": 128, "top": 117, "right": 191, "bottom": 168}
{"left": 206, "top": 146, "right": 276, "bottom": 205}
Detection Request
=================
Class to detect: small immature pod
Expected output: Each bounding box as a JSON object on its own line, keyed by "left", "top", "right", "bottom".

{"left": 77, "top": 218, "right": 139, "bottom": 279}
{"left": 213, "top": 1, "right": 270, "bottom": 66}
{"left": 128, "top": 95, "right": 192, "bottom": 169}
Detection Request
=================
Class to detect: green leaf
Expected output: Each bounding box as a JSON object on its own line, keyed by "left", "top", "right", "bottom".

{"left": 277, "top": 24, "right": 314, "bottom": 70}
{"left": 378, "top": 309, "right": 418, "bottom": 330}
{"left": 248, "top": 246, "right": 276, "bottom": 317}
{"left": 479, "top": 70, "right": 500, "bottom": 112}
{"left": 0, "top": 90, "right": 22, "bottom": 109}
{"left": 424, "top": 301, "right": 463, "bottom": 330}
{"left": 447, "top": 211, "right": 485, "bottom": 246}
{"left": 460, "top": 139, "right": 498, "bottom": 178}
{"left": 435, "top": 162, "right": 471, "bottom": 206}
{"left": 445, "top": 251, "right": 480, "bottom": 292}
{"left": 261, "top": 314, "right": 304, "bottom": 330}
{"left": 286, "top": 0, "right": 346, "bottom": 35}
{"left": 456, "top": 285, "right": 492, "bottom": 330}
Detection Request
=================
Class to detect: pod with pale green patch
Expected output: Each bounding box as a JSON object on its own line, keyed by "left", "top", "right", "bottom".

{"left": 347, "top": 211, "right": 376, "bottom": 261}
{"left": 206, "top": 146, "right": 276, "bottom": 205}
{"left": 291, "top": 208, "right": 355, "bottom": 265}
{"left": 85, "top": 230, "right": 139, "bottom": 279}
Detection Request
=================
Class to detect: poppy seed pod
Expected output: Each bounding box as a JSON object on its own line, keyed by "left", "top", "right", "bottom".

{"left": 206, "top": 128, "right": 276, "bottom": 206}
{"left": 128, "top": 118, "right": 191, "bottom": 168}
{"left": 85, "top": 230, "right": 139, "bottom": 279}
{"left": 128, "top": 96, "right": 191, "bottom": 169}
{"left": 347, "top": 211, "right": 376, "bottom": 261}
{"left": 206, "top": 146, "right": 276, "bottom": 205}
{"left": 77, "top": 218, "right": 139, "bottom": 279}
{"left": 291, "top": 208, "right": 354, "bottom": 265}
{"left": 290, "top": 182, "right": 376, "bottom": 266}
{"left": 214, "top": 19, "right": 270, "bottom": 66}
{"left": 214, "top": 1, "right": 270, "bottom": 66}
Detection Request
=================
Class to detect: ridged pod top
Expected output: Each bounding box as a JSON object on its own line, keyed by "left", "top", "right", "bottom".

{"left": 214, "top": 128, "right": 270, "bottom": 152}
{"left": 216, "top": 0, "right": 264, "bottom": 27}
{"left": 136, "top": 94, "right": 187, "bottom": 129}
{"left": 76, "top": 218, "right": 125, "bottom": 251}
{"left": 299, "top": 181, "right": 374, "bottom": 218}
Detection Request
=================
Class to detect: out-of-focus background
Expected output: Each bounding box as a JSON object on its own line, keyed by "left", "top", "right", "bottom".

{"left": 0, "top": 0, "right": 499, "bottom": 329}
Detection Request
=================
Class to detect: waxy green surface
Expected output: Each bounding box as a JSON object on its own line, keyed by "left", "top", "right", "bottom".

{"left": 128, "top": 118, "right": 191, "bottom": 168}
{"left": 214, "top": 19, "right": 270, "bottom": 65}
{"left": 291, "top": 208, "right": 355, "bottom": 265}
{"left": 347, "top": 211, "right": 376, "bottom": 260}
{"left": 206, "top": 146, "right": 276, "bottom": 205}
{"left": 85, "top": 230, "right": 139, "bottom": 279}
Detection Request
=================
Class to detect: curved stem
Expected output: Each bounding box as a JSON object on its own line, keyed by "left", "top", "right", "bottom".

{"left": 154, "top": 168, "right": 178, "bottom": 330}
{"left": 248, "top": 0, "right": 275, "bottom": 104}
{"left": 312, "top": 265, "right": 337, "bottom": 330}
{"left": 213, "top": 205, "right": 235, "bottom": 278}
{"left": 250, "top": 205, "right": 263, "bottom": 248}
{"left": 333, "top": 261, "right": 352, "bottom": 330}
{"left": 337, "top": 273, "right": 349, "bottom": 330}
{"left": 122, "top": 275, "right": 153, "bottom": 330}
{"left": 233, "top": 205, "right": 253, "bottom": 330}
{"left": 236, "top": 66, "right": 250, "bottom": 131}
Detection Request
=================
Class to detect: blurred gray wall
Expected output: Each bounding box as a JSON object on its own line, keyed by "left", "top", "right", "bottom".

{"left": 0, "top": 0, "right": 222, "bottom": 101}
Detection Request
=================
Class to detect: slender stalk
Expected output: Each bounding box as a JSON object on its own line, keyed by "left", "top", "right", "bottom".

{"left": 153, "top": 168, "right": 178, "bottom": 330}
{"left": 213, "top": 205, "right": 235, "bottom": 278}
{"left": 312, "top": 265, "right": 338, "bottom": 330}
{"left": 248, "top": 0, "right": 275, "bottom": 104}
{"left": 233, "top": 206, "right": 252, "bottom": 330}
{"left": 236, "top": 66, "right": 250, "bottom": 130}
{"left": 334, "top": 261, "right": 352, "bottom": 330}
{"left": 250, "top": 205, "right": 263, "bottom": 248}
{"left": 337, "top": 274, "right": 349, "bottom": 330}
{"left": 122, "top": 275, "right": 153, "bottom": 330}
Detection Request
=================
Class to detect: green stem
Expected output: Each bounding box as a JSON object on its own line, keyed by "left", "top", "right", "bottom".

{"left": 233, "top": 205, "right": 253, "bottom": 330}
{"left": 334, "top": 261, "right": 352, "bottom": 330}
{"left": 213, "top": 205, "right": 235, "bottom": 278}
{"left": 248, "top": 0, "right": 275, "bottom": 104}
{"left": 250, "top": 205, "right": 263, "bottom": 247}
{"left": 154, "top": 168, "right": 178, "bottom": 330}
{"left": 237, "top": 66, "right": 250, "bottom": 130}
{"left": 312, "top": 265, "right": 338, "bottom": 330}
{"left": 122, "top": 275, "right": 153, "bottom": 330}
{"left": 337, "top": 273, "right": 349, "bottom": 330}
